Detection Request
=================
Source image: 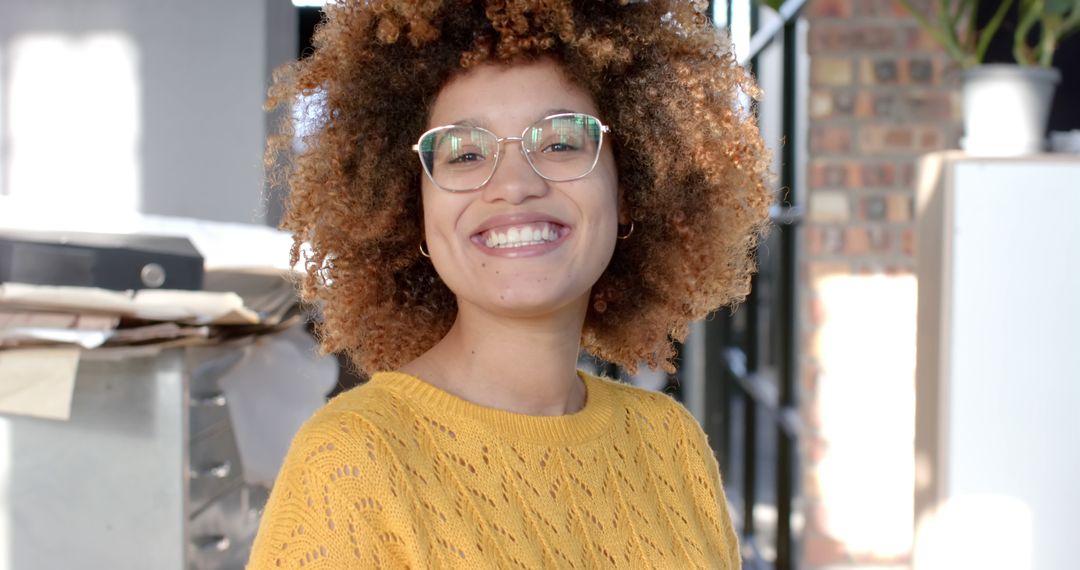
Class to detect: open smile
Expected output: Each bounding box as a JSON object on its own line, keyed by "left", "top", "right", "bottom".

{"left": 470, "top": 221, "right": 571, "bottom": 257}
{"left": 474, "top": 221, "right": 569, "bottom": 248}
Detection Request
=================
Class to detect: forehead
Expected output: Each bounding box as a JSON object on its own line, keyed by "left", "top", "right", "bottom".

{"left": 427, "top": 59, "right": 601, "bottom": 129}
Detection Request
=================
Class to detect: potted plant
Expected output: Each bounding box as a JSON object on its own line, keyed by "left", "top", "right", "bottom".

{"left": 897, "top": 0, "right": 1080, "bottom": 155}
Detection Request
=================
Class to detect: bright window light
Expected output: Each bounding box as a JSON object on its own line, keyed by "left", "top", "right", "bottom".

{"left": 813, "top": 272, "right": 917, "bottom": 558}
{"left": 7, "top": 33, "right": 140, "bottom": 215}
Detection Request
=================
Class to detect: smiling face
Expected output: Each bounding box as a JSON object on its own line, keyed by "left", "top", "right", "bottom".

{"left": 420, "top": 59, "right": 620, "bottom": 320}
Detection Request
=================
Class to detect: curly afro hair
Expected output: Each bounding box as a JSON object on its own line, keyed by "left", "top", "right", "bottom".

{"left": 268, "top": 0, "right": 772, "bottom": 375}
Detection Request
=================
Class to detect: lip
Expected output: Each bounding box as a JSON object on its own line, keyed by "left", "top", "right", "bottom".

{"left": 469, "top": 212, "right": 572, "bottom": 258}
{"left": 471, "top": 212, "right": 571, "bottom": 237}
{"left": 471, "top": 229, "right": 570, "bottom": 258}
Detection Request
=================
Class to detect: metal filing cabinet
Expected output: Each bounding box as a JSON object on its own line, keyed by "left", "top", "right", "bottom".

{"left": 0, "top": 343, "right": 266, "bottom": 569}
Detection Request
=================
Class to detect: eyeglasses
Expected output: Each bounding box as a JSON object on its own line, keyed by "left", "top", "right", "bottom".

{"left": 412, "top": 112, "right": 610, "bottom": 193}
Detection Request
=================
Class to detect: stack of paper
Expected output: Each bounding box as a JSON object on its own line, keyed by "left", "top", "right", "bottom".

{"left": 0, "top": 268, "right": 305, "bottom": 421}
{"left": 0, "top": 267, "right": 302, "bottom": 350}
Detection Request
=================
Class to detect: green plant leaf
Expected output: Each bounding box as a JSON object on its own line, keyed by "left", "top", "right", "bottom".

{"left": 755, "top": 0, "right": 786, "bottom": 11}
{"left": 1045, "top": 0, "right": 1076, "bottom": 16}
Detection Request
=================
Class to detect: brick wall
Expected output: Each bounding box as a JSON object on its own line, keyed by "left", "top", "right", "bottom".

{"left": 801, "top": 0, "right": 961, "bottom": 567}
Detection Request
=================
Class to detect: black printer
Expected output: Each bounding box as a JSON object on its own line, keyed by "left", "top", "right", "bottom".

{"left": 0, "top": 230, "right": 203, "bottom": 291}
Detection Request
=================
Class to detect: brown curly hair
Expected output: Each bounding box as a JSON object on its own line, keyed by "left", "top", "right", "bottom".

{"left": 268, "top": 0, "right": 772, "bottom": 375}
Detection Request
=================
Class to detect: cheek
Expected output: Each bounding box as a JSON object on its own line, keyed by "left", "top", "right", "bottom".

{"left": 419, "top": 187, "right": 470, "bottom": 263}
{"left": 419, "top": 186, "right": 452, "bottom": 239}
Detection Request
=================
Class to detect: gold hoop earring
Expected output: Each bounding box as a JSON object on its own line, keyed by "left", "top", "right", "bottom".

{"left": 419, "top": 241, "right": 431, "bottom": 258}
{"left": 617, "top": 220, "right": 635, "bottom": 240}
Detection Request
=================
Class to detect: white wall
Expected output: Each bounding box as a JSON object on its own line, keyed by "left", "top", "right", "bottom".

{"left": 0, "top": 0, "right": 296, "bottom": 225}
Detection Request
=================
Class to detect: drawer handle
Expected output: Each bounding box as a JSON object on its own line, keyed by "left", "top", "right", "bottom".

{"left": 191, "top": 393, "right": 227, "bottom": 407}
{"left": 192, "top": 534, "right": 231, "bottom": 553}
{"left": 191, "top": 461, "right": 232, "bottom": 479}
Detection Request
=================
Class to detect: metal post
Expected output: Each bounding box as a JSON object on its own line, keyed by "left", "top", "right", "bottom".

{"left": 775, "top": 15, "right": 801, "bottom": 570}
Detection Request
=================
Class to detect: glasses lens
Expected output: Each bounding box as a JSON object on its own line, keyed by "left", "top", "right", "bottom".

{"left": 418, "top": 126, "right": 498, "bottom": 191}
{"left": 522, "top": 114, "right": 603, "bottom": 181}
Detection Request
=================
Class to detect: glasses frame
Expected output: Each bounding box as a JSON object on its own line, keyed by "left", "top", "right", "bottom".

{"left": 411, "top": 112, "right": 611, "bottom": 193}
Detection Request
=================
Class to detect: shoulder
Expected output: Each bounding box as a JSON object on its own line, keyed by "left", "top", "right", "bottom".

{"left": 249, "top": 379, "right": 421, "bottom": 568}
{"left": 282, "top": 376, "right": 417, "bottom": 466}
{"left": 584, "top": 371, "right": 700, "bottom": 429}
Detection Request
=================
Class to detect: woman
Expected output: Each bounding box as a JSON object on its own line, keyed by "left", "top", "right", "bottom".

{"left": 248, "top": 0, "right": 771, "bottom": 568}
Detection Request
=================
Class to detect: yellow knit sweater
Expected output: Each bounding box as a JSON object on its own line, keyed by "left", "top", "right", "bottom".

{"left": 246, "top": 371, "right": 740, "bottom": 569}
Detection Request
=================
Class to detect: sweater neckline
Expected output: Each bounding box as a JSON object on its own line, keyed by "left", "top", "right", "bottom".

{"left": 367, "top": 370, "right": 618, "bottom": 445}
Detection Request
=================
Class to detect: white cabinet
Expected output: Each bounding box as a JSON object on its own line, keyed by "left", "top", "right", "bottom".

{"left": 914, "top": 152, "right": 1080, "bottom": 570}
{"left": 0, "top": 345, "right": 264, "bottom": 570}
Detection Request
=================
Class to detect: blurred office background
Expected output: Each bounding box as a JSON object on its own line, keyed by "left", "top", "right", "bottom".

{"left": 1, "top": 1, "right": 1077, "bottom": 569}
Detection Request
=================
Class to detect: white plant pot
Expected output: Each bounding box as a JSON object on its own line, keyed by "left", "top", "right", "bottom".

{"left": 961, "top": 64, "right": 1060, "bottom": 156}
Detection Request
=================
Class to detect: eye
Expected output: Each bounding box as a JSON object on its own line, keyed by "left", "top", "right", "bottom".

{"left": 542, "top": 141, "right": 579, "bottom": 153}
{"left": 538, "top": 132, "right": 585, "bottom": 154}
{"left": 448, "top": 151, "right": 486, "bottom": 164}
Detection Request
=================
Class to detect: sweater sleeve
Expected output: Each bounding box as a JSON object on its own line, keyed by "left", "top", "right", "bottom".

{"left": 673, "top": 403, "right": 743, "bottom": 569}
{"left": 246, "top": 410, "right": 417, "bottom": 569}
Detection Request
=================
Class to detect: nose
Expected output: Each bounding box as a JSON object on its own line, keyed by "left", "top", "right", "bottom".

{"left": 480, "top": 140, "right": 549, "bottom": 204}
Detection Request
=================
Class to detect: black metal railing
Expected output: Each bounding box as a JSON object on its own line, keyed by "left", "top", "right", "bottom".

{"left": 704, "top": 1, "right": 805, "bottom": 568}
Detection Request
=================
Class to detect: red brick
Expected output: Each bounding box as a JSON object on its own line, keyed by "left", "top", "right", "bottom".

{"left": 809, "top": 191, "right": 852, "bottom": 223}
{"left": 859, "top": 125, "right": 948, "bottom": 154}
{"left": 832, "top": 90, "right": 856, "bottom": 115}
{"left": 905, "top": 90, "right": 960, "bottom": 121}
{"left": 909, "top": 57, "right": 934, "bottom": 83}
{"left": 898, "top": 161, "right": 915, "bottom": 185}
{"left": 808, "top": 24, "right": 898, "bottom": 53}
{"left": 826, "top": 163, "right": 853, "bottom": 187}
{"left": 805, "top": 226, "right": 823, "bottom": 256}
{"left": 809, "top": 90, "right": 833, "bottom": 119}
{"left": 861, "top": 56, "right": 905, "bottom": 85}
{"left": 902, "top": 0, "right": 935, "bottom": 13}
{"left": 808, "top": 162, "right": 826, "bottom": 189}
{"left": 855, "top": 91, "right": 956, "bottom": 122}
{"left": 886, "top": 127, "right": 914, "bottom": 147}
{"left": 806, "top": 0, "right": 854, "bottom": 18}
{"left": 811, "top": 57, "right": 854, "bottom": 86}
{"left": 918, "top": 125, "right": 946, "bottom": 149}
{"left": 811, "top": 124, "right": 854, "bottom": 154}
{"left": 868, "top": 224, "right": 891, "bottom": 252}
{"left": 902, "top": 25, "right": 942, "bottom": 50}
{"left": 859, "top": 162, "right": 897, "bottom": 187}
{"left": 844, "top": 227, "right": 870, "bottom": 255}
{"left": 804, "top": 224, "right": 846, "bottom": 255}
{"left": 810, "top": 90, "right": 858, "bottom": 120}
{"left": 859, "top": 0, "right": 931, "bottom": 17}
{"left": 886, "top": 193, "right": 913, "bottom": 222}
{"left": 809, "top": 159, "right": 857, "bottom": 189}
{"left": 901, "top": 226, "right": 915, "bottom": 257}
{"left": 858, "top": 195, "right": 888, "bottom": 221}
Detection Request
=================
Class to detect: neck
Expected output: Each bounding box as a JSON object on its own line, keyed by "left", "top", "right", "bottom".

{"left": 400, "top": 298, "right": 588, "bottom": 416}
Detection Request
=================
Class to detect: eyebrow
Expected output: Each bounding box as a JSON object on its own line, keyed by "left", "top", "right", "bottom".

{"left": 441, "top": 108, "right": 583, "bottom": 129}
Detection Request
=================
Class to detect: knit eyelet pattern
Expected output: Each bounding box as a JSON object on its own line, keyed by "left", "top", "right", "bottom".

{"left": 246, "top": 371, "right": 740, "bottom": 569}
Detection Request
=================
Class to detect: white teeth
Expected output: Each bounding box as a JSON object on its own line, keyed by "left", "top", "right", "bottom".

{"left": 482, "top": 222, "right": 563, "bottom": 249}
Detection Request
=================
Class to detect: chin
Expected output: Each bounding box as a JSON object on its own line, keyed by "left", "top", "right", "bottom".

{"left": 475, "top": 282, "right": 592, "bottom": 318}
